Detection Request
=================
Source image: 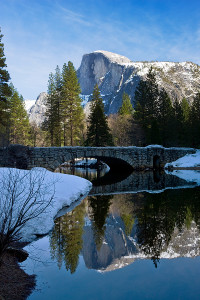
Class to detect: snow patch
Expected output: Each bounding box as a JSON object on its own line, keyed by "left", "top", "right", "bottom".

{"left": 165, "top": 150, "right": 200, "bottom": 168}
{"left": 165, "top": 150, "right": 200, "bottom": 185}
{"left": 0, "top": 167, "right": 92, "bottom": 242}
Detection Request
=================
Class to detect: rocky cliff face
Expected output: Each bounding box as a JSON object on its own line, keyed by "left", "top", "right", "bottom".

{"left": 28, "top": 92, "right": 47, "bottom": 126}
{"left": 78, "top": 50, "right": 200, "bottom": 114}
{"left": 27, "top": 50, "right": 200, "bottom": 125}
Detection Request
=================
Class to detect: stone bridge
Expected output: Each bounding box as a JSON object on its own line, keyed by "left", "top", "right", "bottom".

{"left": 0, "top": 144, "right": 196, "bottom": 171}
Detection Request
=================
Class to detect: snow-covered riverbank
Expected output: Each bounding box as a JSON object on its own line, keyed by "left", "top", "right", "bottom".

{"left": 0, "top": 167, "right": 92, "bottom": 242}
{"left": 165, "top": 150, "right": 200, "bottom": 185}
{"left": 165, "top": 150, "right": 200, "bottom": 169}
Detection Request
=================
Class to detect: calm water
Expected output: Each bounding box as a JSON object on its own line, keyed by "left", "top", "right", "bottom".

{"left": 22, "top": 168, "right": 200, "bottom": 300}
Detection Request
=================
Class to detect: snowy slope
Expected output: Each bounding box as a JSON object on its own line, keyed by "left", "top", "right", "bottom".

{"left": 0, "top": 167, "right": 92, "bottom": 242}
{"left": 165, "top": 150, "right": 200, "bottom": 185}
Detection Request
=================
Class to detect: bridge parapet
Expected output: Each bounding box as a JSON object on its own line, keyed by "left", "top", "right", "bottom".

{"left": 0, "top": 145, "right": 196, "bottom": 171}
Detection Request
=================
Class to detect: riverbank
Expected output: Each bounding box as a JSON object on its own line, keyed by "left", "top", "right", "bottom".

{"left": 165, "top": 150, "right": 200, "bottom": 169}
{"left": 0, "top": 167, "right": 92, "bottom": 242}
{"left": 0, "top": 167, "right": 92, "bottom": 299}
{"left": 0, "top": 252, "right": 35, "bottom": 300}
{"left": 170, "top": 167, "right": 200, "bottom": 170}
{"left": 165, "top": 150, "right": 200, "bottom": 185}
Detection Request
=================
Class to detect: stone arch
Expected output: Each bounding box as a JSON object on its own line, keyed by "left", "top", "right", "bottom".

{"left": 94, "top": 156, "right": 134, "bottom": 172}
{"left": 56, "top": 155, "right": 134, "bottom": 173}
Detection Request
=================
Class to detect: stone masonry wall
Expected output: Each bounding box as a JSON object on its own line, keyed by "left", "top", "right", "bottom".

{"left": 0, "top": 145, "right": 196, "bottom": 171}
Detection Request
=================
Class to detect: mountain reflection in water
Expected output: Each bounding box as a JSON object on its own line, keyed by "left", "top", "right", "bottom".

{"left": 50, "top": 184, "right": 200, "bottom": 273}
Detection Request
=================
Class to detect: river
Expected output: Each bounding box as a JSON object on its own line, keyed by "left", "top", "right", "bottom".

{"left": 21, "top": 166, "right": 200, "bottom": 299}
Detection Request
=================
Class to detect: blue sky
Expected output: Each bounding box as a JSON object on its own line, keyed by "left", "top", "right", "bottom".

{"left": 1, "top": 0, "right": 200, "bottom": 99}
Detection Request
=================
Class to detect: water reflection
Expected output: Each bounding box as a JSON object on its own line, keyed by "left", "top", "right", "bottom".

{"left": 55, "top": 166, "right": 108, "bottom": 182}
{"left": 56, "top": 165, "right": 195, "bottom": 195}
{"left": 50, "top": 187, "right": 200, "bottom": 273}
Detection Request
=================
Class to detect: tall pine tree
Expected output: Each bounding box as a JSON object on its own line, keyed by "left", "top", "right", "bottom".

{"left": 61, "top": 62, "right": 84, "bottom": 146}
{"left": 54, "top": 65, "right": 62, "bottom": 146}
{"left": 86, "top": 84, "right": 114, "bottom": 146}
{"left": 135, "top": 67, "right": 160, "bottom": 144}
{"left": 43, "top": 72, "right": 57, "bottom": 146}
{"left": 172, "top": 98, "right": 185, "bottom": 146}
{"left": 0, "top": 28, "right": 12, "bottom": 146}
{"left": 118, "top": 92, "right": 134, "bottom": 115}
{"left": 8, "top": 84, "right": 31, "bottom": 145}
{"left": 190, "top": 92, "right": 200, "bottom": 147}
{"left": 158, "top": 88, "right": 173, "bottom": 146}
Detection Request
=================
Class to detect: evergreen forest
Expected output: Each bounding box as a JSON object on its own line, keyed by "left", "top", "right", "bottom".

{"left": 1, "top": 28, "right": 200, "bottom": 149}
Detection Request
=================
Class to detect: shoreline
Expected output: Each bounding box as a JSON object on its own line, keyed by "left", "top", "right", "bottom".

{"left": 167, "top": 167, "right": 200, "bottom": 170}
{"left": 0, "top": 253, "right": 36, "bottom": 300}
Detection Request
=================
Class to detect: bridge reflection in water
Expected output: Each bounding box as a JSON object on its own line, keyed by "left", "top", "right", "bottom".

{"left": 50, "top": 168, "right": 200, "bottom": 274}
{"left": 56, "top": 165, "right": 195, "bottom": 195}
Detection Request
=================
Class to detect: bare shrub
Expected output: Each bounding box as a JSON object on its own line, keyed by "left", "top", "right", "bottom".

{"left": 0, "top": 168, "right": 55, "bottom": 257}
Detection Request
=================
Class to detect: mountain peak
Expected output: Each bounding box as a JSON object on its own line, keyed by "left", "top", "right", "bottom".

{"left": 92, "top": 50, "right": 132, "bottom": 65}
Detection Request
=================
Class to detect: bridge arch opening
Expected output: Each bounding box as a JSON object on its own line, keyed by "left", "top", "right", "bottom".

{"left": 153, "top": 155, "right": 160, "bottom": 170}
{"left": 89, "top": 156, "right": 134, "bottom": 173}
{"left": 55, "top": 155, "right": 134, "bottom": 174}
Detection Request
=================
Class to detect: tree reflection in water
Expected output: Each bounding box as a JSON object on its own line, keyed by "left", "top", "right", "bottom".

{"left": 136, "top": 187, "right": 200, "bottom": 267}
{"left": 50, "top": 201, "right": 85, "bottom": 274}
{"left": 49, "top": 186, "right": 200, "bottom": 273}
{"left": 88, "top": 195, "right": 112, "bottom": 249}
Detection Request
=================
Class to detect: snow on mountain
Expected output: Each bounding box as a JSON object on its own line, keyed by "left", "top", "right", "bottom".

{"left": 93, "top": 50, "right": 133, "bottom": 65}
{"left": 27, "top": 50, "right": 200, "bottom": 126}
{"left": 78, "top": 50, "right": 200, "bottom": 115}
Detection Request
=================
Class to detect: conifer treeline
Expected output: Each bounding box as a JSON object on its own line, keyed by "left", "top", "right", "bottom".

{"left": 42, "top": 62, "right": 84, "bottom": 146}
{"left": 1, "top": 27, "right": 200, "bottom": 148}
{"left": 0, "top": 28, "right": 31, "bottom": 146}
{"left": 133, "top": 68, "right": 200, "bottom": 147}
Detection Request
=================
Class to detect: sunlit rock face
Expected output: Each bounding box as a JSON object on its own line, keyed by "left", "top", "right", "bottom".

{"left": 28, "top": 92, "right": 48, "bottom": 126}
{"left": 27, "top": 50, "right": 200, "bottom": 124}
{"left": 78, "top": 50, "right": 200, "bottom": 114}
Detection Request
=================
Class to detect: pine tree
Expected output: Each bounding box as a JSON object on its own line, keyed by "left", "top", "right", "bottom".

{"left": 43, "top": 72, "right": 57, "bottom": 146}
{"left": 181, "top": 98, "right": 191, "bottom": 146}
{"left": 86, "top": 84, "right": 114, "bottom": 146}
{"left": 172, "top": 98, "right": 185, "bottom": 146}
{"left": 0, "top": 28, "right": 12, "bottom": 146}
{"left": 8, "top": 84, "right": 31, "bottom": 145}
{"left": 190, "top": 92, "right": 200, "bottom": 147}
{"left": 145, "top": 67, "right": 159, "bottom": 122}
{"left": 53, "top": 65, "right": 62, "bottom": 146}
{"left": 118, "top": 92, "right": 134, "bottom": 115}
{"left": 158, "top": 88, "right": 173, "bottom": 146}
{"left": 61, "top": 62, "right": 84, "bottom": 146}
{"left": 134, "top": 67, "right": 159, "bottom": 144}
{"left": 181, "top": 98, "right": 190, "bottom": 122}
{"left": 134, "top": 79, "right": 149, "bottom": 126}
